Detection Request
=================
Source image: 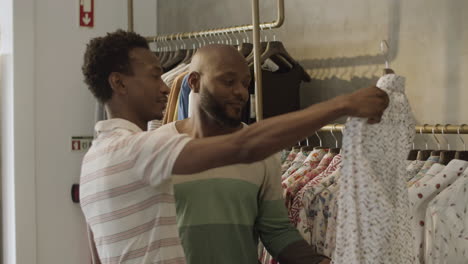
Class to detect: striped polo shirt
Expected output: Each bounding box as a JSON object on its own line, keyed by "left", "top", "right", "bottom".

{"left": 80, "top": 119, "right": 191, "bottom": 264}
{"left": 169, "top": 122, "right": 303, "bottom": 264}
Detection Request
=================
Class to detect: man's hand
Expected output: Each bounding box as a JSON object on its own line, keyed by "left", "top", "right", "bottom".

{"left": 336, "top": 86, "right": 389, "bottom": 124}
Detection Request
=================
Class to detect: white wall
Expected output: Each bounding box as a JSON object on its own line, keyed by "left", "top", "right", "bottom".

{"left": 1, "top": 0, "right": 14, "bottom": 262}
{"left": 1, "top": 0, "right": 158, "bottom": 263}
{"left": 157, "top": 0, "right": 468, "bottom": 149}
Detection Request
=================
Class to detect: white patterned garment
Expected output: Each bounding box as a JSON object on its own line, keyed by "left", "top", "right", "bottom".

{"left": 424, "top": 166, "right": 468, "bottom": 264}
{"left": 409, "top": 160, "right": 468, "bottom": 263}
{"left": 333, "top": 74, "right": 416, "bottom": 264}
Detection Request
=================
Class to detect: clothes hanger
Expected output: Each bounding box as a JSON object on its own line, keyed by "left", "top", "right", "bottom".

{"left": 381, "top": 40, "right": 395, "bottom": 75}
{"left": 430, "top": 125, "right": 442, "bottom": 156}
{"left": 417, "top": 125, "right": 432, "bottom": 161}
{"left": 301, "top": 137, "right": 315, "bottom": 152}
{"left": 455, "top": 124, "right": 468, "bottom": 161}
{"left": 439, "top": 124, "right": 456, "bottom": 165}
{"left": 313, "top": 131, "right": 327, "bottom": 150}
{"left": 257, "top": 25, "right": 291, "bottom": 70}
{"left": 163, "top": 34, "right": 187, "bottom": 71}
{"left": 407, "top": 140, "right": 419, "bottom": 160}
{"left": 181, "top": 33, "right": 196, "bottom": 64}
{"left": 153, "top": 36, "right": 161, "bottom": 58}
{"left": 328, "top": 124, "right": 341, "bottom": 154}
{"left": 238, "top": 27, "right": 253, "bottom": 58}
{"left": 158, "top": 37, "right": 169, "bottom": 65}
{"left": 292, "top": 145, "right": 301, "bottom": 152}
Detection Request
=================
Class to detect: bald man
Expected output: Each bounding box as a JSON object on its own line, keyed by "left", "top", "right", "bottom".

{"left": 171, "top": 44, "right": 332, "bottom": 264}
{"left": 81, "top": 31, "right": 387, "bottom": 264}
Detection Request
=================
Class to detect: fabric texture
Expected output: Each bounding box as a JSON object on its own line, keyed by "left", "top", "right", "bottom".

{"left": 425, "top": 167, "right": 468, "bottom": 264}
{"left": 281, "top": 149, "right": 328, "bottom": 191}
{"left": 293, "top": 156, "right": 342, "bottom": 228}
{"left": 406, "top": 160, "right": 426, "bottom": 181}
{"left": 407, "top": 156, "right": 440, "bottom": 187}
{"left": 411, "top": 163, "right": 445, "bottom": 188}
{"left": 281, "top": 150, "right": 312, "bottom": 180}
{"left": 334, "top": 74, "right": 416, "bottom": 264}
{"left": 408, "top": 160, "right": 468, "bottom": 263}
{"left": 80, "top": 119, "right": 191, "bottom": 264}
{"left": 281, "top": 149, "right": 299, "bottom": 174}
{"left": 162, "top": 63, "right": 190, "bottom": 89}
{"left": 283, "top": 153, "right": 336, "bottom": 204}
{"left": 323, "top": 181, "right": 340, "bottom": 258}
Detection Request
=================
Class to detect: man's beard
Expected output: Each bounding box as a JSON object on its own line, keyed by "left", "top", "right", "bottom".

{"left": 199, "top": 89, "right": 243, "bottom": 128}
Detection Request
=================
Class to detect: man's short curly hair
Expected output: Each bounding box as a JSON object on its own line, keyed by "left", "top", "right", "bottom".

{"left": 82, "top": 29, "right": 149, "bottom": 103}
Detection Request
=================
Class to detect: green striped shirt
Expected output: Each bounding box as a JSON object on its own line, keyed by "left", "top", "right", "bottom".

{"left": 173, "top": 153, "right": 303, "bottom": 264}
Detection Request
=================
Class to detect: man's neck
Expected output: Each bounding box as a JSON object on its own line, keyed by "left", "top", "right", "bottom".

{"left": 182, "top": 109, "right": 243, "bottom": 138}
{"left": 105, "top": 104, "right": 147, "bottom": 131}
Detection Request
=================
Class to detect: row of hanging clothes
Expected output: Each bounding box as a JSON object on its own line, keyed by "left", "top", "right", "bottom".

{"left": 150, "top": 28, "right": 310, "bottom": 129}
{"left": 259, "top": 124, "right": 468, "bottom": 264}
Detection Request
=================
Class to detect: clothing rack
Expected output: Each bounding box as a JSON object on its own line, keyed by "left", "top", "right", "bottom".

{"left": 319, "top": 124, "right": 468, "bottom": 134}
{"left": 127, "top": 0, "right": 285, "bottom": 121}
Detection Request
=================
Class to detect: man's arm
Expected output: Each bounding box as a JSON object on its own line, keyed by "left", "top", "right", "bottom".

{"left": 277, "top": 240, "right": 331, "bottom": 264}
{"left": 173, "top": 86, "right": 388, "bottom": 174}
{"left": 255, "top": 154, "right": 328, "bottom": 264}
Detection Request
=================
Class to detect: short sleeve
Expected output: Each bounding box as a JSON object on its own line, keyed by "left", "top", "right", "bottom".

{"left": 137, "top": 128, "right": 191, "bottom": 187}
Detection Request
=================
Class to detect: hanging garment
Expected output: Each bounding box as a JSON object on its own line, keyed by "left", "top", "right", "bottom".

{"left": 334, "top": 74, "right": 416, "bottom": 264}
{"left": 411, "top": 163, "right": 445, "bottom": 188}
{"left": 281, "top": 149, "right": 328, "bottom": 185}
{"left": 424, "top": 166, "right": 468, "bottom": 264}
{"left": 408, "top": 160, "right": 468, "bottom": 263}
{"left": 283, "top": 153, "right": 336, "bottom": 204}
{"left": 323, "top": 181, "right": 340, "bottom": 258}
{"left": 406, "top": 160, "right": 426, "bottom": 181}
{"left": 292, "top": 156, "right": 342, "bottom": 226}
{"left": 242, "top": 63, "right": 309, "bottom": 124}
{"left": 162, "top": 63, "right": 190, "bottom": 88}
{"left": 163, "top": 72, "right": 188, "bottom": 124}
{"left": 309, "top": 185, "right": 338, "bottom": 255}
{"left": 407, "top": 156, "right": 441, "bottom": 187}
{"left": 280, "top": 149, "right": 291, "bottom": 164}
{"left": 177, "top": 74, "right": 191, "bottom": 120}
{"left": 281, "top": 149, "right": 299, "bottom": 174}
{"left": 281, "top": 150, "right": 312, "bottom": 180}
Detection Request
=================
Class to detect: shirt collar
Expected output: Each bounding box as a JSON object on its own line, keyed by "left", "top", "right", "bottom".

{"left": 95, "top": 118, "right": 143, "bottom": 135}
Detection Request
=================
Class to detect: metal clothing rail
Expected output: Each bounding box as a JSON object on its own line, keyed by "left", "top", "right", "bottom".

{"left": 319, "top": 124, "right": 468, "bottom": 134}
{"left": 127, "top": 0, "right": 285, "bottom": 42}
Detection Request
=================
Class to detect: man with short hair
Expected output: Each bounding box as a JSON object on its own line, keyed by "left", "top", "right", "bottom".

{"left": 80, "top": 30, "right": 388, "bottom": 264}
{"left": 172, "top": 44, "right": 330, "bottom": 264}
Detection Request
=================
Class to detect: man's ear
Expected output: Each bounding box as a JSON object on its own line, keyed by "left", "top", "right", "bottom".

{"left": 108, "top": 72, "right": 127, "bottom": 95}
{"left": 188, "top": 72, "right": 201, "bottom": 93}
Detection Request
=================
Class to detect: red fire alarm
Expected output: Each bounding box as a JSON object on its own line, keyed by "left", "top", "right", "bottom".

{"left": 79, "top": 0, "right": 94, "bottom": 28}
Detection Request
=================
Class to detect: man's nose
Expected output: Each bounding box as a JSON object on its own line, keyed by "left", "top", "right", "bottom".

{"left": 161, "top": 81, "right": 170, "bottom": 95}
{"left": 233, "top": 83, "right": 249, "bottom": 101}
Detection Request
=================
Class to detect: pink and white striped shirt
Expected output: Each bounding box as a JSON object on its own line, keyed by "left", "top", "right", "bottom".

{"left": 80, "top": 119, "right": 190, "bottom": 264}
